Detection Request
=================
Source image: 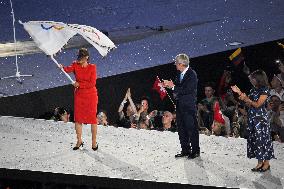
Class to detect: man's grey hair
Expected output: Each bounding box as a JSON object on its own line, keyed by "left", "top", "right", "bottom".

{"left": 175, "top": 53, "right": 190, "bottom": 67}
{"left": 163, "top": 111, "right": 173, "bottom": 118}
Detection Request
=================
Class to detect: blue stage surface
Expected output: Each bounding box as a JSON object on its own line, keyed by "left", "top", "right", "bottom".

{"left": 0, "top": 0, "right": 284, "bottom": 96}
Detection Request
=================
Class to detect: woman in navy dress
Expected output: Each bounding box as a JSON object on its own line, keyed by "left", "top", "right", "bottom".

{"left": 231, "top": 70, "right": 275, "bottom": 172}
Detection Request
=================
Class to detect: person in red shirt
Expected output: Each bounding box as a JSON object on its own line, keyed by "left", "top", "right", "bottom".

{"left": 59, "top": 48, "right": 98, "bottom": 151}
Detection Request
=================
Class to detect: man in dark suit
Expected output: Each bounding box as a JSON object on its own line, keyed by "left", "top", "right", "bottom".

{"left": 163, "top": 53, "right": 200, "bottom": 159}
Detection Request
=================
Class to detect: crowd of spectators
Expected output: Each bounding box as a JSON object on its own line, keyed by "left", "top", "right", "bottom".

{"left": 112, "top": 61, "right": 284, "bottom": 143}
{"left": 195, "top": 62, "right": 284, "bottom": 142}
{"left": 116, "top": 88, "right": 177, "bottom": 132}
{"left": 39, "top": 62, "right": 284, "bottom": 143}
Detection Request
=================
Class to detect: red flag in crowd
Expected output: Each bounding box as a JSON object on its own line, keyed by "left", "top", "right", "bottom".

{"left": 152, "top": 76, "right": 167, "bottom": 100}
{"left": 213, "top": 101, "right": 225, "bottom": 124}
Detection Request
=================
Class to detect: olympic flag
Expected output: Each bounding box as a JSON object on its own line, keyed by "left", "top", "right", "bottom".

{"left": 21, "top": 21, "right": 116, "bottom": 56}
{"left": 20, "top": 21, "right": 116, "bottom": 83}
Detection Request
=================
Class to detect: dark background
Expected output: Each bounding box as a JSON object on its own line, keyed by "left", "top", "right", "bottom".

{"left": 0, "top": 40, "right": 283, "bottom": 124}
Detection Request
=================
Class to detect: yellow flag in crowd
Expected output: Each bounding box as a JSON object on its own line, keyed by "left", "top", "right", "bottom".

{"left": 229, "top": 48, "right": 244, "bottom": 66}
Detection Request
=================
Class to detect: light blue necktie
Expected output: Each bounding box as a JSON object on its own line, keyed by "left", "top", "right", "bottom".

{"left": 180, "top": 73, "right": 184, "bottom": 82}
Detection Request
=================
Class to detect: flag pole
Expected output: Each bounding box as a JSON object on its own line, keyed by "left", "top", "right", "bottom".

{"left": 156, "top": 76, "right": 176, "bottom": 110}
{"left": 50, "top": 55, "right": 75, "bottom": 84}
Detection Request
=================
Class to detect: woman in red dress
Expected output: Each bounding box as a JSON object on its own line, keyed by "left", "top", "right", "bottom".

{"left": 60, "top": 48, "right": 98, "bottom": 151}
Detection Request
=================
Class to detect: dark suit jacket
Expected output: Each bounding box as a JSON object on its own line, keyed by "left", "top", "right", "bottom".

{"left": 173, "top": 67, "right": 198, "bottom": 112}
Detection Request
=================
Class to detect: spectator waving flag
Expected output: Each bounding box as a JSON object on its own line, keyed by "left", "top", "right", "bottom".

{"left": 20, "top": 20, "right": 116, "bottom": 83}
{"left": 152, "top": 76, "right": 167, "bottom": 100}
{"left": 229, "top": 48, "right": 244, "bottom": 66}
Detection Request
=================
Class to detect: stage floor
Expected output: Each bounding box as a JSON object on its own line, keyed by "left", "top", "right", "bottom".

{"left": 0, "top": 116, "right": 283, "bottom": 188}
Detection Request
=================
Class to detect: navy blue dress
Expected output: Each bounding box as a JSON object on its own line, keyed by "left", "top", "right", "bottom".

{"left": 247, "top": 86, "right": 275, "bottom": 160}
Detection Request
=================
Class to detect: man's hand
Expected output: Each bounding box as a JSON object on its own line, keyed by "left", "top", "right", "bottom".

{"left": 163, "top": 79, "right": 175, "bottom": 88}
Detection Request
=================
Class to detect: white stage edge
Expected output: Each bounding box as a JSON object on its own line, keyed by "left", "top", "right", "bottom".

{"left": 0, "top": 116, "right": 283, "bottom": 188}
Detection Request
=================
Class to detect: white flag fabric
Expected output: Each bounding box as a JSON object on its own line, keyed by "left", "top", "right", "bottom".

{"left": 21, "top": 21, "right": 116, "bottom": 56}
{"left": 68, "top": 24, "right": 116, "bottom": 57}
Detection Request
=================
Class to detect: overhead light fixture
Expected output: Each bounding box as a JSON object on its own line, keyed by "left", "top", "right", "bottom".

{"left": 227, "top": 41, "right": 244, "bottom": 46}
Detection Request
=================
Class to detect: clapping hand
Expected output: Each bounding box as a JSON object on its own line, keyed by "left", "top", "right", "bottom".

{"left": 231, "top": 85, "right": 241, "bottom": 95}
{"left": 163, "top": 79, "right": 174, "bottom": 88}
{"left": 125, "top": 88, "right": 131, "bottom": 99}
{"left": 148, "top": 110, "right": 158, "bottom": 118}
{"left": 231, "top": 85, "right": 250, "bottom": 102}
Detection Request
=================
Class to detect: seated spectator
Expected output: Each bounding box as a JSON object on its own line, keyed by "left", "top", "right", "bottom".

{"left": 117, "top": 88, "right": 137, "bottom": 128}
{"left": 276, "top": 60, "right": 284, "bottom": 87}
{"left": 211, "top": 101, "right": 230, "bottom": 137}
{"left": 267, "top": 95, "right": 284, "bottom": 142}
{"left": 217, "top": 69, "right": 239, "bottom": 123}
{"left": 218, "top": 69, "right": 233, "bottom": 102}
{"left": 270, "top": 74, "right": 284, "bottom": 101}
{"left": 198, "top": 82, "right": 222, "bottom": 131}
{"left": 52, "top": 107, "right": 70, "bottom": 123}
{"left": 133, "top": 97, "right": 157, "bottom": 130}
{"left": 97, "top": 111, "right": 108, "bottom": 126}
{"left": 156, "top": 111, "right": 175, "bottom": 132}
{"left": 231, "top": 104, "right": 248, "bottom": 138}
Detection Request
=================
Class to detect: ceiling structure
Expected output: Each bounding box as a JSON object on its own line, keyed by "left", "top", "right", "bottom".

{"left": 0, "top": 0, "right": 283, "bottom": 96}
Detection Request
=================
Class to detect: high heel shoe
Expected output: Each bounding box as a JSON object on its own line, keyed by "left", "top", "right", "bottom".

{"left": 92, "top": 143, "right": 98, "bottom": 151}
{"left": 73, "top": 142, "right": 84, "bottom": 150}
{"left": 259, "top": 165, "right": 270, "bottom": 172}
{"left": 251, "top": 164, "right": 263, "bottom": 172}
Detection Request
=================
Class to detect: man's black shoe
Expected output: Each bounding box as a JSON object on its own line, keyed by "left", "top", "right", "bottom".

{"left": 188, "top": 152, "right": 200, "bottom": 159}
{"left": 175, "top": 152, "right": 190, "bottom": 158}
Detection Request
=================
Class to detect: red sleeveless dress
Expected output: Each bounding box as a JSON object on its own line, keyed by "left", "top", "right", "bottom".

{"left": 64, "top": 61, "right": 98, "bottom": 124}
